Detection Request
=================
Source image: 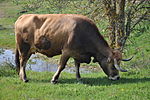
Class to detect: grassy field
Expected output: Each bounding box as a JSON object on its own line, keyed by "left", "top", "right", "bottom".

{"left": 0, "top": 0, "right": 20, "bottom": 48}
{"left": 0, "top": 65, "right": 150, "bottom": 100}
{"left": 0, "top": 0, "right": 150, "bottom": 100}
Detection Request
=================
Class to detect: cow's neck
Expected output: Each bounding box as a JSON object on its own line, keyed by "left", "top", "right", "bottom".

{"left": 96, "top": 46, "right": 113, "bottom": 62}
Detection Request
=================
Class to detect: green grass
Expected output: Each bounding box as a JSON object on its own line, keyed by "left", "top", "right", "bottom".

{"left": 0, "top": 65, "right": 150, "bottom": 100}
{"left": 0, "top": 30, "right": 15, "bottom": 48}
{"left": 0, "top": 0, "right": 21, "bottom": 16}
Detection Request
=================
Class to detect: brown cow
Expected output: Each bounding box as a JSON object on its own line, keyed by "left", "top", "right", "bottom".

{"left": 15, "top": 14, "right": 131, "bottom": 83}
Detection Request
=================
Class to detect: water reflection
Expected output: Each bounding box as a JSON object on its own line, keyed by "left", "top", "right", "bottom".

{"left": 0, "top": 49, "right": 94, "bottom": 73}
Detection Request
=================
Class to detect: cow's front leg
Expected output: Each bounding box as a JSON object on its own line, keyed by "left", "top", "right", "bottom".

{"left": 51, "top": 53, "right": 70, "bottom": 84}
{"left": 74, "top": 60, "right": 81, "bottom": 81}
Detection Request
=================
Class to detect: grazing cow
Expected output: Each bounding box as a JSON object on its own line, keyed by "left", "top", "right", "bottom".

{"left": 15, "top": 14, "right": 132, "bottom": 83}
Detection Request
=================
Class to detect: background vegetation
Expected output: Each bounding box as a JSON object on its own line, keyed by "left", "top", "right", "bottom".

{"left": 0, "top": 0, "right": 149, "bottom": 100}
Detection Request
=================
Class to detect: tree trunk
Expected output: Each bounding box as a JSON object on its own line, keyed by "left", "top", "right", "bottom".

{"left": 103, "top": 0, "right": 126, "bottom": 51}
{"left": 115, "top": 0, "right": 125, "bottom": 50}
{"left": 103, "top": 0, "right": 117, "bottom": 49}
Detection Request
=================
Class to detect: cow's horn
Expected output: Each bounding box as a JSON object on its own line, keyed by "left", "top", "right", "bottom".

{"left": 114, "top": 59, "right": 128, "bottom": 72}
{"left": 122, "top": 56, "right": 134, "bottom": 61}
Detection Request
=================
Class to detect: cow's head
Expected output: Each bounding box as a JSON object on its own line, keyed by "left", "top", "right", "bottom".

{"left": 99, "top": 50, "right": 133, "bottom": 80}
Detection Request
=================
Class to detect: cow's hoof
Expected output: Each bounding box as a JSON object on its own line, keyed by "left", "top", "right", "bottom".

{"left": 51, "top": 79, "right": 58, "bottom": 84}
{"left": 23, "top": 79, "right": 29, "bottom": 83}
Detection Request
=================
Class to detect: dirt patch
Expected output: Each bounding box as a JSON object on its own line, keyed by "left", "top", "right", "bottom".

{"left": 0, "top": 11, "right": 5, "bottom": 18}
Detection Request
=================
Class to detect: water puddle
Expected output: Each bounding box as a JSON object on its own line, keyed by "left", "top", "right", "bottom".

{"left": 0, "top": 49, "right": 97, "bottom": 73}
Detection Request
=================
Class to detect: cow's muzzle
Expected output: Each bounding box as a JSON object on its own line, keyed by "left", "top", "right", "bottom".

{"left": 109, "top": 75, "right": 120, "bottom": 81}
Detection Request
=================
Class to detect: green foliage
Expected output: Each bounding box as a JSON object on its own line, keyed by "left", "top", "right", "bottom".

{"left": 12, "top": 0, "right": 72, "bottom": 14}
{"left": 133, "top": 21, "right": 150, "bottom": 37}
{"left": 0, "top": 64, "right": 16, "bottom": 77}
{"left": 122, "top": 20, "right": 150, "bottom": 70}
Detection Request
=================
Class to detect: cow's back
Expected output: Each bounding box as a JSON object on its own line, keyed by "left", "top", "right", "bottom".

{"left": 15, "top": 14, "right": 80, "bottom": 42}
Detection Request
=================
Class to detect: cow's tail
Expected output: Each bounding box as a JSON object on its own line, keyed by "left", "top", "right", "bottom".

{"left": 15, "top": 47, "right": 20, "bottom": 74}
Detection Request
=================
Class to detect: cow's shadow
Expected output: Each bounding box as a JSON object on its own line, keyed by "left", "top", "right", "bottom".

{"left": 30, "top": 76, "right": 150, "bottom": 86}
{"left": 59, "top": 77, "right": 150, "bottom": 86}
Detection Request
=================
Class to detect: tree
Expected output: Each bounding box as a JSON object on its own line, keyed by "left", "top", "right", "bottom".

{"left": 102, "top": 0, "right": 150, "bottom": 51}
{"left": 69, "top": 0, "right": 149, "bottom": 51}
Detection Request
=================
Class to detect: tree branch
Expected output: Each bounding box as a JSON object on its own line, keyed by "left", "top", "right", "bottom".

{"left": 131, "top": 9, "right": 150, "bottom": 32}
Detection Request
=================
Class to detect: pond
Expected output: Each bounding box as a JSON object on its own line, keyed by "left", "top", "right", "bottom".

{"left": 0, "top": 49, "right": 100, "bottom": 73}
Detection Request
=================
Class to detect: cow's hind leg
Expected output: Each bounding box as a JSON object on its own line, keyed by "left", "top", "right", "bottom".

{"left": 17, "top": 37, "right": 31, "bottom": 82}
{"left": 74, "top": 60, "right": 81, "bottom": 81}
{"left": 51, "top": 52, "right": 70, "bottom": 84}
{"left": 15, "top": 48, "right": 20, "bottom": 74}
{"left": 19, "top": 53, "right": 31, "bottom": 82}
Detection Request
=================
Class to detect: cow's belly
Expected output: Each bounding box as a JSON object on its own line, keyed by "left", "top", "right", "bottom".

{"left": 74, "top": 55, "right": 91, "bottom": 64}
{"left": 36, "top": 47, "right": 62, "bottom": 57}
